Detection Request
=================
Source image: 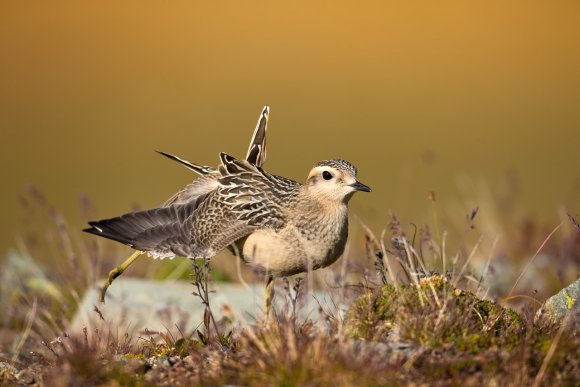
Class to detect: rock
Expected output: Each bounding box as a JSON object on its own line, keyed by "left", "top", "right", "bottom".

{"left": 69, "top": 278, "right": 344, "bottom": 338}
{"left": 154, "top": 355, "right": 170, "bottom": 368}
{"left": 535, "top": 278, "right": 580, "bottom": 329}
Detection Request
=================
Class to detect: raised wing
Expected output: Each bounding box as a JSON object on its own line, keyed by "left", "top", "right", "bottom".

{"left": 158, "top": 105, "right": 270, "bottom": 207}
{"left": 245, "top": 105, "right": 269, "bottom": 167}
{"left": 156, "top": 150, "right": 215, "bottom": 175}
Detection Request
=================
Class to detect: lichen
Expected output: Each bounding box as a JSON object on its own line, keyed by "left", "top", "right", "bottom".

{"left": 564, "top": 290, "right": 576, "bottom": 310}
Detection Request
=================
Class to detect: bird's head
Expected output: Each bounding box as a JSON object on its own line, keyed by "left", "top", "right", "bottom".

{"left": 305, "top": 159, "right": 371, "bottom": 203}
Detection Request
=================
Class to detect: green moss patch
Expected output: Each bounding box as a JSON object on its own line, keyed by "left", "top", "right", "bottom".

{"left": 347, "top": 276, "right": 524, "bottom": 354}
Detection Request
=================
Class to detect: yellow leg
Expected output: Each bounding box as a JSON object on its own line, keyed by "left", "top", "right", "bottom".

{"left": 99, "top": 250, "right": 142, "bottom": 303}
{"left": 264, "top": 276, "right": 274, "bottom": 319}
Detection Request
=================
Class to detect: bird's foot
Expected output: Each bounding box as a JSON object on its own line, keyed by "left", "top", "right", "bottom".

{"left": 99, "top": 250, "right": 142, "bottom": 303}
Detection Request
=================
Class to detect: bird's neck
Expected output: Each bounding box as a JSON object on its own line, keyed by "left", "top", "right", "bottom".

{"left": 293, "top": 191, "right": 349, "bottom": 229}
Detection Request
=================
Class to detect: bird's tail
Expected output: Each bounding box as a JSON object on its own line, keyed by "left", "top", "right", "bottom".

{"left": 83, "top": 203, "right": 197, "bottom": 258}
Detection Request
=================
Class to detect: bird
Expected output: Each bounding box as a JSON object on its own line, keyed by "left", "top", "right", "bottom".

{"left": 84, "top": 107, "right": 371, "bottom": 316}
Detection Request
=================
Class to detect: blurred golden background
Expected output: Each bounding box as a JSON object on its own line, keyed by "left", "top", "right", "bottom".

{"left": 1, "top": 1, "right": 579, "bottom": 257}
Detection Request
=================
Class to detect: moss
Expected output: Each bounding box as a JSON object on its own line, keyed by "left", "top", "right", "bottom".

{"left": 346, "top": 276, "right": 524, "bottom": 355}
{"left": 453, "top": 333, "right": 492, "bottom": 354}
{"left": 122, "top": 353, "right": 146, "bottom": 360}
{"left": 346, "top": 285, "right": 397, "bottom": 340}
{"left": 105, "top": 365, "right": 146, "bottom": 386}
{"left": 167, "top": 338, "right": 204, "bottom": 357}
{"left": 418, "top": 274, "right": 450, "bottom": 291}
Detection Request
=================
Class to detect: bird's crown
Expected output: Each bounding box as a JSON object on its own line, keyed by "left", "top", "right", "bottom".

{"left": 314, "top": 159, "right": 358, "bottom": 176}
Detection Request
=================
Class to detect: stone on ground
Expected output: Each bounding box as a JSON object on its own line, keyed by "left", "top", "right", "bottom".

{"left": 69, "top": 278, "right": 343, "bottom": 337}
{"left": 535, "top": 278, "right": 579, "bottom": 329}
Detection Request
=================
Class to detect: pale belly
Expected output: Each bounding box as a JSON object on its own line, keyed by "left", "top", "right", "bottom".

{"left": 237, "top": 226, "right": 347, "bottom": 278}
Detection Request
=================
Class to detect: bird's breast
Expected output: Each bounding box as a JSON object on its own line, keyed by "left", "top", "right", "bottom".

{"left": 239, "top": 204, "right": 349, "bottom": 277}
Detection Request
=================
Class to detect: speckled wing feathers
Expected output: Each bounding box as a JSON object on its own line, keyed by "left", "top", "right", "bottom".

{"left": 162, "top": 174, "right": 219, "bottom": 207}
{"left": 185, "top": 153, "right": 293, "bottom": 256}
{"left": 84, "top": 152, "right": 297, "bottom": 259}
{"left": 158, "top": 106, "right": 269, "bottom": 207}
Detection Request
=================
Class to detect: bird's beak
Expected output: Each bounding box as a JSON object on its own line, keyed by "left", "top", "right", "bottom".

{"left": 351, "top": 180, "right": 371, "bottom": 192}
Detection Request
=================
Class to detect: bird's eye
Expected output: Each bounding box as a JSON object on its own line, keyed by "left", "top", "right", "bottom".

{"left": 322, "top": 171, "right": 333, "bottom": 180}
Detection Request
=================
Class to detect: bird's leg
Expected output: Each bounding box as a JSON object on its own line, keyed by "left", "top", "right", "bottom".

{"left": 99, "top": 250, "right": 142, "bottom": 303}
{"left": 264, "top": 276, "right": 274, "bottom": 319}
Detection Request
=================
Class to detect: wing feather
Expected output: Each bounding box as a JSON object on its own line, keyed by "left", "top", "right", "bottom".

{"left": 245, "top": 105, "right": 269, "bottom": 167}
